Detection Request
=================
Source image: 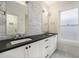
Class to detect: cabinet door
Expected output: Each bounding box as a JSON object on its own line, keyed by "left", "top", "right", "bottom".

{"left": 39, "top": 39, "right": 48, "bottom": 58}
{"left": 24, "top": 45, "right": 29, "bottom": 58}
{"left": 48, "top": 36, "right": 57, "bottom": 55}
{"left": 25, "top": 41, "right": 40, "bottom": 58}
{"left": 47, "top": 37, "right": 54, "bottom": 56}
{"left": 52, "top": 35, "right": 57, "bottom": 49}
{"left": 0, "top": 46, "right": 25, "bottom": 58}
{"left": 51, "top": 36, "right": 57, "bottom": 50}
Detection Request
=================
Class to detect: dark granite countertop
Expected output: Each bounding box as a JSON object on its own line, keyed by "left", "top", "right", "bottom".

{"left": 0, "top": 33, "right": 57, "bottom": 53}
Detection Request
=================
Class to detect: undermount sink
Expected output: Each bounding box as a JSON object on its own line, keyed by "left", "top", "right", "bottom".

{"left": 48, "top": 34, "right": 52, "bottom": 35}
{"left": 11, "top": 38, "right": 32, "bottom": 45}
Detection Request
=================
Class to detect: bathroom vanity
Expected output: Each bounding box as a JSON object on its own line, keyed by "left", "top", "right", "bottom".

{"left": 0, "top": 33, "right": 57, "bottom": 58}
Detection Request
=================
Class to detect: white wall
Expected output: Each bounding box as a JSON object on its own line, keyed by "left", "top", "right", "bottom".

{"left": 48, "top": 3, "right": 58, "bottom": 33}
{"left": 26, "top": 1, "right": 43, "bottom": 36}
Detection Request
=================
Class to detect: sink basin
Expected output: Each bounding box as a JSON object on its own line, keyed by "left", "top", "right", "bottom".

{"left": 48, "top": 34, "right": 52, "bottom": 35}
{"left": 11, "top": 38, "right": 32, "bottom": 45}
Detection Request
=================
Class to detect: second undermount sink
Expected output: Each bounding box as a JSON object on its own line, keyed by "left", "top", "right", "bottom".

{"left": 11, "top": 38, "right": 32, "bottom": 45}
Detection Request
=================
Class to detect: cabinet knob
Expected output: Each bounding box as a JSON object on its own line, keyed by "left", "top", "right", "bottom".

{"left": 29, "top": 46, "right": 31, "bottom": 48}
{"left": 26, "top": 47, "right": 28, "bottom": 49}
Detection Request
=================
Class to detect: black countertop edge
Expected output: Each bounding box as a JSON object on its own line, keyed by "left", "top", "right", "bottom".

{"left": 0, "top": 33, "right": 57, "bottom": 53}
{"left": 0, "top": 33, "right": 57, "bottom": 43}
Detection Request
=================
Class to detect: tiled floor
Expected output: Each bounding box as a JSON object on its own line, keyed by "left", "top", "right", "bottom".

{"left": 50, "top": 50, "right": 75, "bottom": 58}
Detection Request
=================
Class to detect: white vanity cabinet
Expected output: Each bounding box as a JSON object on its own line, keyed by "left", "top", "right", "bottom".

{"left": 0, "top": 46, "right": 25, "bottom": 58}
{"left": 39, "top": 35, "right": 57, "bottom": 58}
{"left": 0, "top": 35, "right": 57, "bottom": 58}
